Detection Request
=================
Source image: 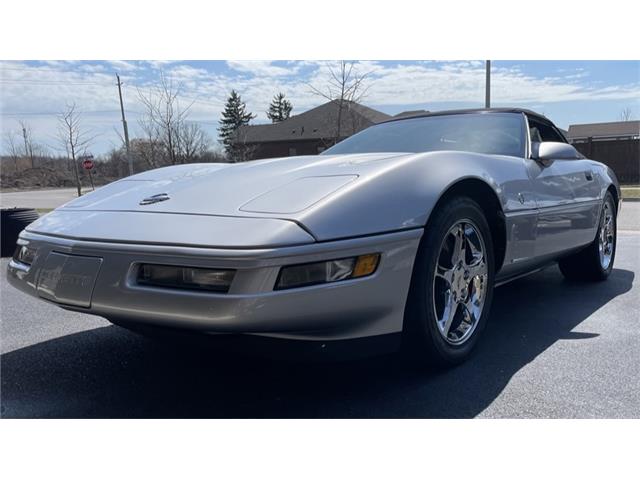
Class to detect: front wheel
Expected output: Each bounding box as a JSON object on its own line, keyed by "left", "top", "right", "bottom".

{"left": 403, "top": 197, "right": 495, "bottom": 367}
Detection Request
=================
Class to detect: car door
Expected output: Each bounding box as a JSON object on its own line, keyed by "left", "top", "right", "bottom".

{"left": 525, "top": 115, "right": 600, "bottom": 258}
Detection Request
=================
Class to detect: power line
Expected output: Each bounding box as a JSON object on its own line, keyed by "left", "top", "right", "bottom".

{"left": 2, "top": 80, "right": 224, "bottom": 109}
{"left": 123, "top": 84, "right": 225, "bottom": 108}
{"left": 2, "top": 72, "right": 225, "bottom": 110}
{"left": 0, "top": 65, "right": 132, "bottom": 75}
{"left": 1, "top": 65, "right": 94, "bottom": 73}
{"left": 0, "top": 80, "right": 112, "bottom": 86}
{"left": 0, "top": 110, "right": 143, "bottom": 117}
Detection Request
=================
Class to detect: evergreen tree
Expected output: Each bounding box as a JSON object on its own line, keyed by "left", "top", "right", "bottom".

{"left": 218, "top": 90, "right": 255, "bottom": 156}
{"left": 266, "top": 92, "right": 293, "bottom": 123}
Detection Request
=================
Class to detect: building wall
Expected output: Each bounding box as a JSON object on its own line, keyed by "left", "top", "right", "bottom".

{"left": 572, "top": 138, "right": 639, "bottom": 184}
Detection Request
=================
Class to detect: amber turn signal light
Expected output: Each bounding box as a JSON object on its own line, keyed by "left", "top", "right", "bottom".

{"left": 352, "top": 253, "right": 380, "bottom": 278}
{"left": 276, "top": 253, "right": 380, "bottom": 290}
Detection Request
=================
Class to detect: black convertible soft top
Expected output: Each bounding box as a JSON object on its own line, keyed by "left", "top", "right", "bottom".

{"left": 380, "top": 107, "right": 567, "bottom": 143}
{"left": 381, "top": 107, "right": 551, "bottom": 125}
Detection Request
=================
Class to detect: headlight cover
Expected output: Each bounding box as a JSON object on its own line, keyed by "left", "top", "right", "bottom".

{"left": 13, "top": 245, "right": 37, "bottom": 266}
{"left": 137, "top": 264, "right": 235, "bottom": 293}
{"left": 275, "top": 253, "right": 380, "bottom": 290}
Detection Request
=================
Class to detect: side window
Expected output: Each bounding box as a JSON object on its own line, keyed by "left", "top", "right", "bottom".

{"left": 528, "top": 117, "right": 565, "bottom": 143}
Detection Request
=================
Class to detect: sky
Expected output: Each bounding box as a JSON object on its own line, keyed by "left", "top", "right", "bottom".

{"left": 1, "top": 60, "right": 639, "bottom": 156}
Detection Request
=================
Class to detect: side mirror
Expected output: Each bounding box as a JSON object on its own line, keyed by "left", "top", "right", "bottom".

{"left": 532, "top": 141, "right": 583, "bottom": 164}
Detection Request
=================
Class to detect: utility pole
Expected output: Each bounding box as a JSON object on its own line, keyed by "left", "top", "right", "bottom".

{"left": 485, "top": 60, "right": 491, "bottom": 108}
{"left": 21, "top": 126, "right": 33, "bottom": 168}
{"left": 116, "top": 74, "right": 133, "bottom": 176}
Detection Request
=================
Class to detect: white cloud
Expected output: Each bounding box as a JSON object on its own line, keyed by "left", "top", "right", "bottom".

{"left": 104, "top": 60, "right": 140, "bottom": 72}
{"left": 164, "top": 65, "right": 211, "bottom": 81}
{"left": 78, "top": 64, "right": 107, "bottom": 73}
{"left": 226, "top": 60, "right": 300, "bottom": 77}
{"left": 145, "top": 60, "right": 181, "bottom": 69}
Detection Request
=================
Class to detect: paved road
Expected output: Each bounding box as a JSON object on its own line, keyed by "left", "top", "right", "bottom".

{"left": 0, "top": 187, "right": 89, "bottom": 209}
{"left": 620, "top": 201, "right": 640, "bottom": 231}
{"left": 1, "top": 231, "right": 638, "bottom": 418}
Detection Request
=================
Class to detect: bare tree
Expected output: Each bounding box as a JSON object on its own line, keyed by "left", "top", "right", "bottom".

{"left": 137, "top": 73, "right": 194, "bottom": 165}
{"left": 178, "top": 123, "right": 210, "bottom": 163}
{"left": 3, "top": 130, "right": 22, "bottom": 173}
{"left": 56, "top": 103, "right": 94, "bottom": 197}
{"left": 131, "top": 137, "right": 162, "bottom": 170}
{"left": 309, "top": 61, "right": 371, "bottom": 143}
{"left": 620, "top": 107, "right": 633, "bottom": 122}
{"left": 136, "top": 116, "right": 163, "bottom": 169}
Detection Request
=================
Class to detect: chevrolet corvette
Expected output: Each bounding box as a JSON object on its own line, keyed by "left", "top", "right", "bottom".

{"left": 7, "top": 108, "right": 620, "bottom": 365}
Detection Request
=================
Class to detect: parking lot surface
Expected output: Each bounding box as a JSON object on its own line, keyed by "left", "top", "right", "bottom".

{"left": 1, "top": 225, "right": 637, "bottom": 418}
{"left": 0, "top": 188, "right": 88, "bottom": 210}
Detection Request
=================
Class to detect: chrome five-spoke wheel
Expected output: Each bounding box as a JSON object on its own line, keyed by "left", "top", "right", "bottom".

{"left": 404, "top": 197, "right": 495, "bottom": 366}
{"left": 598, "top": 199, "right": 615, "bottom": 270}
{"left": 433, "top": 220, "right": 488, "bottom": 345}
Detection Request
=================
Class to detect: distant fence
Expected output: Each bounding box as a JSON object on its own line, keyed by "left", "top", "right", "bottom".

{"left": 572, "top": 138, "right": 639, "bottom": 184}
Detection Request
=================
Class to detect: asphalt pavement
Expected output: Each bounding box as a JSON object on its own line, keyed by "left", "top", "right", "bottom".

{"left": 0, "top": 187, "right": 87, "bottom": 210}
{"left": 620, "top": 200, "right": 640, "bottom": 231}
{"left": 1, "top": 225, "right": 638, "bottom": 418}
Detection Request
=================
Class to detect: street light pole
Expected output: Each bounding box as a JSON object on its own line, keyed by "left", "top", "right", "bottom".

{"left": 485, "top": 60, "right": 491, "bottom": 108}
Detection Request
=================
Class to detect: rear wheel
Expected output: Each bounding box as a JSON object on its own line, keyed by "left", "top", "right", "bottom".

{"left": 403, "top": 197, "right": 495, "bottom": 367}
{"left": 559, "top": 192, "right": 616, "bottom": 282}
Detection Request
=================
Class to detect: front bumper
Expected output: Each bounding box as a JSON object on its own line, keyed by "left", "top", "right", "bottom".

{"left": 8, "top": 228, "right": 422, "bottom": 342}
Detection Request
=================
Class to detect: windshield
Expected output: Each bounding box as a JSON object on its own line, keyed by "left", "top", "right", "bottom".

{"left": 322, "top": 113, "right": 525, "bottom": 157}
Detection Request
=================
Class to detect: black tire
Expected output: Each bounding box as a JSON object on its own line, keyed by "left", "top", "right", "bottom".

{"left": 1, "top": 208, "right": 40, "bottom": 257}
{"left": 403, "top": 197, "right": 495, "bottom": 367}
{"left": 559, "top": 192, "right": 617, "bottom": 282}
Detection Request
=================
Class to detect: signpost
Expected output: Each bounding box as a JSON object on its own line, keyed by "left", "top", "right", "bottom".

{"left": 80, "top": 155, "right": 95, "bottom": 191}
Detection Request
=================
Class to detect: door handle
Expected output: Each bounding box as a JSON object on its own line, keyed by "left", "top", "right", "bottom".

{"left": 585, "top": 171, "right": 593, "bottom": 181}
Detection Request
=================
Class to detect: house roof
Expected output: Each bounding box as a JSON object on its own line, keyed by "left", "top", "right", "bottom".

{"left": 567, "top": 121, "right": 640, "bottom": 140}
{"left": 235, "top": 100, "right": 391, "bottom": 144}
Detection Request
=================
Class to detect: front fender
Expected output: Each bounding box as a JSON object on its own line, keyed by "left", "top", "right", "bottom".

{"left": 295, "top": 151, "right": 532, "bottom": 241}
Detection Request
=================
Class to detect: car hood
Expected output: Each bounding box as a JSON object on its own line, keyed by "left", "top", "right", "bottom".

{"left": 60, "top": 152, "right": 411, "bottom": 217}
{"left": 42, "top": 149, "right": 509, "bottom": 243}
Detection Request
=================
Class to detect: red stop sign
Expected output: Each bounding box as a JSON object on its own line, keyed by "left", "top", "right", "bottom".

{"left": 82, "top": 159, "right": 94, "bottom": 170}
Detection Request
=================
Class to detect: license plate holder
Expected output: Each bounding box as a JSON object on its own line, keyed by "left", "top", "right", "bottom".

{"left": 37, "top": 252, "right": 103, "bottom": 308}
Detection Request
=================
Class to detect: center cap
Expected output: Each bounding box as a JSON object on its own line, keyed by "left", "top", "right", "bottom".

{"left": 452, "top": 269, "right": 469, "bottom": 301}
{"left": 459, "top": 285, "right": 468, "bottom": 301}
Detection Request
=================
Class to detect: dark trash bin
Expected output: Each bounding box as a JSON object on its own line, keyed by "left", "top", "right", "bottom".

{"left": 1, "top": 208, "right": 40, "bottom": 257}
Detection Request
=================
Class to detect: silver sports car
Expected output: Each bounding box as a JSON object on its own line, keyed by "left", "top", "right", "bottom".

{"left": 7, "top": 108, "right": 620, "bottom": 365}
